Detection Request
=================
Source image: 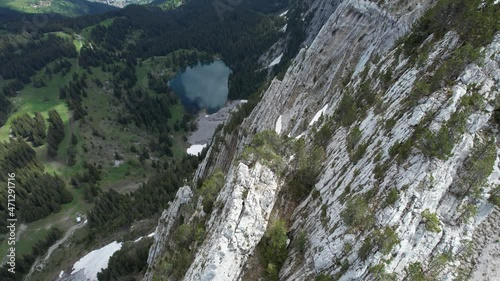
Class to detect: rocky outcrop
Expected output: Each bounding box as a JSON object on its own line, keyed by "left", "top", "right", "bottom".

{"left": 464, "top": 207, "right": 500, "bottom": 280}
{"left": 281, "top": 31, "right": 500, "bottom": 280}
{"left": 196, "top": 0, "right": 433, "bottom": 183}
{"left": 251, "top": 0, "right": 433, "bottom": 144}
{"left": 184, "top": 162, "right": 280, "bottom": 281}
{"left": 144, "top": 186, "right": 193, "bottom": 281}
{"left": 145, "top": 0, "right": 500, "bottom": 280}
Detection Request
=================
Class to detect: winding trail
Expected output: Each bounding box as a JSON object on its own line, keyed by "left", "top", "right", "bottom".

{"left": 25, "top": 220, "right": 87, "bottom": 279}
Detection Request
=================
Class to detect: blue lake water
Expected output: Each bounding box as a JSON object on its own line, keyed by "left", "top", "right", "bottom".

{"left": 169, "top": 60, "right": 231, "bottom": 114}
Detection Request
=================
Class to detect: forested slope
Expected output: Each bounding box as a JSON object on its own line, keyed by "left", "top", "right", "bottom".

{"left": 0, "top": 1, "right": 292, "bottom": 280}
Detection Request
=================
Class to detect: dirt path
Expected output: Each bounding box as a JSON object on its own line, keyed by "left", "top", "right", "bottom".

{"left": 113, "top": 179, "right": 143, "bottom": 194}
{"left": 25, "top": 220, "right": 87, "bottom": 279}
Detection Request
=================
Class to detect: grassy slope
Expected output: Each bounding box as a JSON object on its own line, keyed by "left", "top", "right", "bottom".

{"left": 0, "top": 59, "right": 75, "bottom": 142}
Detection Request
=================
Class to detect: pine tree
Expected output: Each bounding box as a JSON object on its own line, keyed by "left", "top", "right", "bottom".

{"left": 46, "top": 110, "right": 65, "bottom": 158}
{"left": 31, "top": 112, "right": 47, "bottom": 147}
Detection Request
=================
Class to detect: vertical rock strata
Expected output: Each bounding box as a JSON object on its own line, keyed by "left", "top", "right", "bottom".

{"left": 145, "top": 1, "right": 500, "bottom": 280}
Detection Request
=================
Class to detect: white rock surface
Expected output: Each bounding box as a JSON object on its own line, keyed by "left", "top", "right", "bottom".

{"left": 144, "top": 186, "right": 193, "bottom": 281}
{"left": 281, "top": 31, "right": 500, "bottom": 281}
{"left": 183, "top": 162, "right": 280, "bottom": 281}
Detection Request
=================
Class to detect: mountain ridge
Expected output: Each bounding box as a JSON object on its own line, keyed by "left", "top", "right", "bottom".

{"left": 144, "top": 0, "right": 500, "bottom": 280}
{"left": 0, "top": 0, "right": 118, "bottom": 16}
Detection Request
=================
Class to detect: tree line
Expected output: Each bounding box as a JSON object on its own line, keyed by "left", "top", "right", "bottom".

{"left": 84, "top": 0, "right": 286, "bottom": 99}
{"left": 59, "top": 73, "right": 89, "bottom": 121}
{"left": 87, "top": 155, "right": 199, "bottom": 233}
{"left": 0, "top": 92, "right": 11, "bottom": 126}
{"left": 0, "top": 34, "right": 76, "bottom": 84}
{"left": 46, "top": 110, "right": 66, "bottom": 158}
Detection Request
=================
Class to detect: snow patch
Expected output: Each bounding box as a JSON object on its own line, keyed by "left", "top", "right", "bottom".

{"left": 280, "top": 24, "right": 288, "bottom": 33}
{"left": 187, "top": 144, "right": 207, "bottom": 156}
{"left": 275, "top": 115, "right": 283, "bottom": 134}
{"left": 279, "top": 10, "right": 288, "bottom": 17}
{"left": 59, "top": 270, "right": 64, "bottom": 278}
{"left": 136, "top": 231, "right": 156, "bottom": 242}
{"left": 309, "top": 104, "right": 328, "bottom": 126}
{"left": 71, "top": 241, "right": 122, "bottom": 281}
{"left": 269, "top": 54, "right": 283, "bottom": 68}
{"left": 295, "top": 133, "right": 305, "bottom": 139}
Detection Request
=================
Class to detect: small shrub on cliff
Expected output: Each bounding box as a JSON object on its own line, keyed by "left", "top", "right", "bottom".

{"left": 410, "top": 79, "right": 431, "bottom": 103}
{"left": 425, "top": 252, "right": 453, "bottom": 279}
{"left": 374, "top": 160, "right": 390, "bottom": 182}
{"left": 421, "top": 209, "right": 441, "bottom": 233}
{"left": 198, "top": 169, "right": 225, "bottom": 214}
{"left": 293, "top": 231, "right": 307, "bottom": 253}
{"left": 346, "top": 125, "right": 362, "bottom": 153}
{"left": 389, "top": 138, "right": 414, "bottom": 163}
{"left": 350, "top": 141, "right": 368, "bottom": 164}
{"left": 383, "top": 188, "right": 399, "bottom": 208}
{"left": 418, "top": 125, "right": 454, "bottom": 161}
{"left": 405, "top": 262, "right": 427, "bottom": 281}
{"left": 358, "top": 227, "right": 399, "bottom": 261}
{"left": 358, "top": 238, "right": 372, "bottom": 261}
{"left": 370, "top": 263, "right": 397, "bottom": 281}
{"left": 456, "top": 138, "right": 496, "bottom": 198}
{"left": 262, "top": 220, "right": 289, "bottom": 281}
{"left": 373, "top": 227, "right": 400, "bottom": 255}
{"left": 243, "top": 130, "right": 286, "bottom": 173}
{"left": 459, "top": 203, "right": 478, "bottom": 223}
{"left": 314, "top": 120, "right": 335, "bottom": 147}
{"left": 489, "top": 185, "right": 500, "bottom": 207}
{"left": 341, "top": 195, "right": 374, "bottom": 232}
{"left": 288, "top": 142, "right": 325, "bottom": 201}
{"left": 335, "top": 93, "right": 357, "bottom": 127}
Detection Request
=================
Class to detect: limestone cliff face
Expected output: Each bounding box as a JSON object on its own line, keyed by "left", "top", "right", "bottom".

{"left": 280, "top": 31, "right": 500, "bottom": 280}
{"left": 196, "top": 0, "right": 433, "bottom": 181}
{"left": 184, "top": 162, "right": 280, "bottom": 281}
{"left": 145, "top": 0, "right": 500, "bottom": 280}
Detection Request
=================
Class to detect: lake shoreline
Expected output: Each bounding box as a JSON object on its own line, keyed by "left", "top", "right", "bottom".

{"left": 186, "top": 100, "right": 247, "bottom": 155}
